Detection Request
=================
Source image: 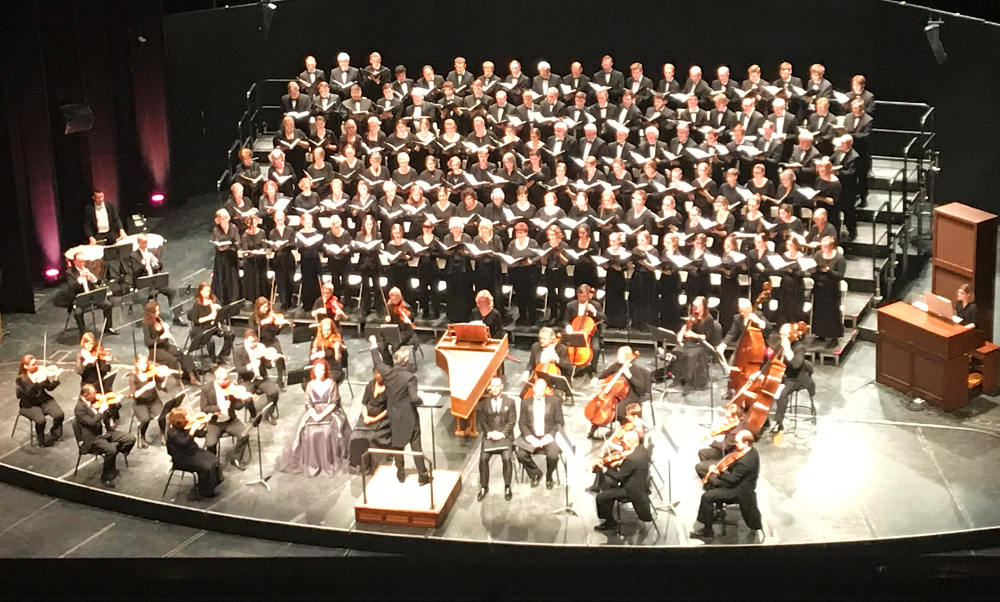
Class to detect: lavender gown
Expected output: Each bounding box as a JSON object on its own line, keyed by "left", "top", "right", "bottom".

{"left": 280, "top": 379, "right": 351, "bottom": 477}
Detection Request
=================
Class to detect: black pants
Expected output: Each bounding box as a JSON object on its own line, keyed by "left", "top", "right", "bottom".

{"left": 88, "top": 430, "right": 136, "bottom": 479}
{"left": 509, "top": 266, "right": 537, "bottom": 323}
{"left": 245, "top": 378, "right": 279, "bottom": 418}
{"left": 273, "top": 251, "right": 296, "bottom": 309}
{"left": 148, "top": 286, "right": 178, "bottom": 320}
{"left": 174, "top": 451, "right": 222, "bottom": 498}
{"left": 149, "top": 344, "right": 197, "bottom": 382}
{"left": 479, "top": 446, "right": 513, "bottom": 488}
{"left": 515, "top": 442, "right": 560, "bottom": 481}
{"left": 773, "top": 377, "right": 814, "bottom": 427}
{"left": 596, "top": 487, "right": 653, "bottom": 522}
{"left": 394, "top": 425, "right": 429, "bottom": 477}
{"left": 205, "top": 419, "right": 249, "bottom": 459}
{"left": 19, "top": 401, "right": 64, "bottom": 441}
{"left": 415, "top": 262, "right": 440, "bottom": 317}
{"left": 358, "top": 268, "right": 380, "bottom": 316}
{"left": 74, "top": 301, "right": 114, "bottom": 334}
{"left": 695, "top": 446, "right": 724, "bottom": 479}
{"left": 134, "top": 400, "right": 164, "bottom": 439}
{"left": 697, "top": 485, "right": 762, "bottom": 530}
{"left": 544, "top": 269, "right": 567, "bottom": 322}
{"left": 200, "top": 328, "right": 235, "bottom": 362}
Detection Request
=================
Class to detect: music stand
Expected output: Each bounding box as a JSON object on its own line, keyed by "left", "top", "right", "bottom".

{"left": 136, "top": 273, "right": 169, "bottom": 292}
{"left": 102, "top": 244, "right": 129, "bottom": 285}
{"left": 561, "top": 332, "right": 587, "bottom": 382}
{"left": 417, "top": 391, "right": 447, "bottom": 468}
{"left": 286, "top": 366, "right": 311, "bottom": 392}
{"left": 291, "top": 324, "right": 317, "bottom": 345}
{"left": 702, "top": 340, "right": 731, "bottom": 429}
{"left": 535, "top": 370, "right": 575, "bottom": 405}
{"left": 74, "top": 287, "right": 110, "bottom": 334}
{"left": 215, "top": 299, "right": 246, "bottom": 326}
{"left": 552, "top": 426, "right": 579, "bottom": 517}
{"left": 243, "top": 400, "right": 277, "bottom": 491}
{"left": 646, "top": 325, "right": 678, "bottom": 401}
{"left": 654, "top": 424, "right": 681, "bottom": 515}
{"left": 186, "top": 326, "right": 218, "bottom": 372}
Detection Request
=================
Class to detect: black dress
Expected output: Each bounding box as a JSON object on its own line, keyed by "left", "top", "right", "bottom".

{"left": 629, "top": 246, "right": 659, "bottom": 329}
{"left": 601, "top": 247, "right": 630, "bottom": 329}
{"left": 541, "top": 240, "right": 570, "bottom": 322}
{"left": 470, "top": 235, "right": 504, "bottom": 316}
{"left": 811, "top": 251, "right": 847, "bottom": 339}
{"left": 718, "top": 251, "right": 747, "bottom": 333}
{"left": 569, "top": 238, "right": 599, "bottom": 288}
{"left": 239, "top": 229, "right": 269, "bottom": 303}
{"left": 442, "top": 233, "right": 474, "bottom": 322}
{"left": 658, "top": 249, "right": 684, "bottom": 330}
{"left": 412, "top": 233, "right": 442, "bottom": 318}
{"left": 211, "top": 223, "right": 241, "bottom": 305}
{"left": 470, "top": 307, "right": 505, "bottom": 339}
{"left": 776, "top": 252, "right": 808, "bottom": 326}
{"left": 268, "top": 225, "right": 296, "bottom": 309}
{"left": 296, "top": 228, "right": 325, "bottom": 311}
{"left": 353, "top": 233, "right": 383, "bottom": 316}
{"left": 506, "top": 238, "right": 540, "bottom": 324}
{"left": 673, "top": 316, "right": 720, "bottom": 390}
{"left": 349, "top": 380, "right": 393, "bottom": 474}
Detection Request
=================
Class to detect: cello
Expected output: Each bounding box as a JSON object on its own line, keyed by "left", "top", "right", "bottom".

{"left": 584, "top": 350, "right": 639, "bottom": 427}
{"left": 727, "top": 283, "right": 771, "bottom": 393}
{"left": 566, "top": 314, "right": 600, "bottom": 367}
{"left": 521, "top": 333, "right": 564, "bottom": 399}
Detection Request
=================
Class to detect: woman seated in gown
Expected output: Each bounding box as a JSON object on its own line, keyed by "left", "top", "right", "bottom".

{"left": 349, "top": 368, "right": 392, "bottom": 475}
{"left": 279, "top": 360, "right": 351, "bottom": 477}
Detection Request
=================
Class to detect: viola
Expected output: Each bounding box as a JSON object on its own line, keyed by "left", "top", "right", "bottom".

{"left": 702, "top": 446, "right": 750, "bottom": 484}
{"left": 592, "top": 446, "right": 633, "bottom": 470}
{"left": 324, "top": 294, "right": 346, "bottom": 321}
{"left": 584, "top": 351, "right": 639, "bottom": 427}
{"left": 139, "top": 362, "right": 179, "bottom": 380}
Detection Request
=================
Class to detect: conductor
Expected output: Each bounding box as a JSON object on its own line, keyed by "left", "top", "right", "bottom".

{"left": 368, "top": 335, "right": 431, "bottom": 485}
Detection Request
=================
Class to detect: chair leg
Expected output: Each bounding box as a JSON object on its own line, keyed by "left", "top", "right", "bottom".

{"left": 74, "top": 452, "right": 82, "bottom": 477}
{"left": 11, "top": 413, "right": 20, "bottom": 438}
{"left": 162, "top": 469, "right": 175, "bottom": 497}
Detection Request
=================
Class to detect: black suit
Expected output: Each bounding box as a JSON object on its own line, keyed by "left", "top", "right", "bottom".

{"left": 281, "top": 94, "right": 313, "bottom": 129}
{"left": 75, "top": 399, "right": 135, "bottom": 480}
{"left": 736, "top": 110, "right": 765, "bottom": 136}
{"left": 328, "top": 66, "right": 361, "bottom": 96}
{"left": 698, "top": 446, "right": 762, "bottom": 530}
{"left": 128, "top": 249, "right": 178, "bottom": 320}
{"left": 596, "top": 443, "right": 653, "bottom": 523}
{"left": 199, "top": 382, "right": 249, "bottom": 458}
{"left": 361, "top": 65, "right": 392, "bottom": 100}
{"left": 564, "top": 299, "right": 605, "bottom": 374}
{"left": 312, "top": 93, "right": 344, "bottom": 130}
{"left": 597, "top": 360, "right": 651, "bottom": 422}
{"left": 844, "top": 112, "right": 873, "bottom": 201}
{"left": 515, "top": 395, "right": 564, "bottom": 482}
{"left": 83, "top": 203, "right": 124, "bottom": 245}
{"left": 370, "top": 347, "right": 428, "bottom": 477}
{"left": 531, "top": 74, "right": 562, "bottom": 96}
{"left": 166, "top": 427, "right": 221, "bottom": 497}
{"left": 831, "top": 148, "right": 860, "bottom": 237}
{"left": 296, "top": 69, "right": 325, "bottom": 96}
{"left": 16, "top": 374, "right": 64, "bottom": 442}
{"left": 476, "top": 395, "right": 516, "bottom": 488}
{"left": 54, "top": 266, "right": 114, "bottom": 334}
{"left": 592, "top": 69, "right": 626, "bottom": 101}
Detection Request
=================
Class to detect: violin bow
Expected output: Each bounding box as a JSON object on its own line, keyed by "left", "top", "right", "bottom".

{"left": 96, "top": 319, "right": 109, "bottom": 397}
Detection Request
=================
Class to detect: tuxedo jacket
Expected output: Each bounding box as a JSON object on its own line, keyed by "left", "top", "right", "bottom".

{"left": 391, "top": 78, "right": 416, "bottom": 101}
{"left": 199, "top": 382, "right": 247, "bottom": 422}
{"left": 625, "top": 75, "right": 654, "bottom": 99}
{"left": 127, "top": 249, "right": 165, "bottom": 284}
{"left": 232, "top": 343, "right": 272, "bottom": 383}
{"left": 604, "top": 443, "right": 651, "bottom": 501}
{"left": 678, "top": 107, "right": 709, "bottom": 128}
{"left": 755, "top": 136, "right": 786, "bottom": 163}
{"left": 711, "top": 78, "right": 740, "bottom": 99}
{"left": 710, "top": 446, "right": 760, "bottom": 494}
{"left": 772, "top": 76, "right": 805, "bottom": 91}
{"left": 532, "top": 74, "right": 562, "bottom": 95}
{"left": 565, "top": 299, "right": 606, "bottom": 325}
{"left": 831, "top": 149, "right": 860, "bottom": 186}
{"left": 804, "top": 78, "right": 833, "bottom": 101}
{"left": 446, "top": 70, "right": 475, "bottom": 94}
{"left": 55, "top": 266, "right": 108, "bottom": 308}
{"left": 312, "top": 93, "right": 343, "bottom": 121}
{"left": 844, "top": 113, "right": 873, "bottom": 142}
{"left": 576, "top": 136, "right": 607, "bottom": 161}
{"left": 296, "top": 69, "right": 326, "bottom": 95}
{"left": 709, "top": 108, "right": 738, "bottom": 132}
{"left": 361, "top": 66, "right": 392, "bottom": 99}
{"left": 539, "top": 99, "right": 567, "bottom": 118}
{"left": 502, "top": 73, "right": 531, "bottom": 104}
{"left": 83, "top": 203, "right": 123, "bottom": 239}
{"left": 488, "top": 102, "right": 514, "bottom": 126}
{"left": 789, "top": 146, "right": 820, "bottom": 175}
{"left": 517, "top": 395, "right": 564, "bottom": 441}
{"left": 606, "top": 140, "right": 637, "bottom": 163}
{"left": 807, "top": 112, "right": 836, "bottom": 138}
{"left": 560, "top": 73, "right": 592, "bottom": 98}
{"left": 592, "top": 69, "right": 625, "bottom": 93}
{"left": 736, "top": 110, "right": 765, "bottom": 135}
{"left": 526, "top": 342, "right": 572, "bottom": 375}
{"left": 75, "top": 399, "right": 111, "bottom": 451}
{"left": 281, "top": 94, "right": 313, "bottom": 115}
{"left": 682, "top": 79, "right": 713, "bottom": 104}
{"left": 329, "top": 66, "right": 361, "bottom": 92}
{"left": 476, "top": 395, "right": 517, "bottom": 446}
{"left": 370, "top": 348, "right": 420, "bottom": 448}
{"left": 588, "top": 102, "right": 618, "bottom": 127}
{"left": 766, "top": 113, "right": 799, "bottom": 139}
{"left": 546, "top": 134, "right": 578, "bottom": 157}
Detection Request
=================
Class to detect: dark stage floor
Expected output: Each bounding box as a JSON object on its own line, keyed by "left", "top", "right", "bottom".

{"left": 2, "top": 195, "right": 1000, "bottom": 554}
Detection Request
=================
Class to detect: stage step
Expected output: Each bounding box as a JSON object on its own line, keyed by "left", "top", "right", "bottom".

{"left": 857, "top": 190, "right": 911, "bottom": 224}
{"left": 843, "top": 291, "right": 874, "bottom": 329}
{"left": 870, "top": 156, "right": 921, "bottom": 191}
{"left": 844, "top": 255, "right": 886, "bottom": 294}
{"left": 843, "top": 222, "right": 907, "bottom": 258}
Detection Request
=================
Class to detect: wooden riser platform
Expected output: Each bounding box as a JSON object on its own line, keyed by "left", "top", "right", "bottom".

{"left": 354, "top": 467, "right": 462, "bottom": 529}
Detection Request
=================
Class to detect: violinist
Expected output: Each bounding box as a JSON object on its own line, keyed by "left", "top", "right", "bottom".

{"left": 673, "top": 296, "right": 722, "bottom": 393}
{"left": 523, "top": 327, "right": 571, "bottom": 385}
{"left": 593, "top": 430, "right": 652, "bottom": 533}
{"left": 249, "top": 297, "right": 291, "bottom": 389}
{"left": 476, "top": 376, "right": 516, "bottom": 502}
{"left": 588, "top": 402, "right": 644, "bottom": 491}
{"left": 695, "top": 403, "right": 748, "bottom": 479}
{"left": 690, "top": 430, "right": 762, "bottom": 540}
{"left": 769, "top": 321, "right": 815, "bottom": 436}
{"left": 142, "top": 300, "right": 200, "bottom": 386}
{"left": 165, "top": 408, "right": 222, "bottom": 498}
{"left": 75, "top": 332, "right": 113, "bottom": 392}
{"left": 129, "top": 353, "right": 176, "bottom": 448}
{"left": 128, "top": 233, "right": 185, "bottom": 326}
{"left": 471, "top": 290, "right": 504, "bottom": 340}
{"left": 233, "top": 329, "right": 281, "bottom": 424}
{"left": 590, "top": 346, "right": 649, "bottom": 438}
{"left": 382, "top": 286, "right": 415, "bottom": 354}
{"left": 15, "top": 354, "right": 64, "bottom": 446}
{"left": 515, "top": 378, "right": 564, "bottom": 490}
{"left": 564, "top": 284, "right": 605, "bottom": 379}
{"left": 188, "top": 282, "right": 235, "bottom": 365}
{"left": 311, "top": 282, "right": 349, "bottom": 325}
{"left": 310, "top": 318, "right": 347, "bottom": 384}
{"left": 75, "top": 383, "right": 135, "bottom": 488}
{"left": 200, "top": 366, "right": 252, "bottom": 470}
{"left": 718, "top": 298, "right": 769, "bottom": 356}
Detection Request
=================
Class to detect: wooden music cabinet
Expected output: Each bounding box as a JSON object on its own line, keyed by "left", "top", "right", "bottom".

{"left": 932, "top": 203, "right": 997, "bottom": 339}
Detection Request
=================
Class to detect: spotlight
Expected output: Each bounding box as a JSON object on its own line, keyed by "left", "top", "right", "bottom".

{"left": 44, "top": 268, "right": 60, "bottom": 282}
{"left": 150, "top": 193, "right": 165, "bottom": 205}
{"left": 924, "top": 19, "right": 947, "bottom": 64}
{"left": 261, "top": 1, "right": 277, "bottom": 40}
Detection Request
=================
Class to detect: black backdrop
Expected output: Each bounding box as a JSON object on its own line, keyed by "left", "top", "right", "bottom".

{"left": 164, "top": 0, "right": 998, "bottom": 210}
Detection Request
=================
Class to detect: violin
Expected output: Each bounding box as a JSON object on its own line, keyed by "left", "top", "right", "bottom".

{"left": 89, "top": 391, "right": 122, "bottom": 409}
{"left": 324, "top": 294, "right": 347, "bottom": 321}
{"left": 592, "top": 448, "right": 630, "bottom": 470}
{"left": 391, "top": 301, "right": 412, "bottom": 324}
{"left": 702, "top": 418, "right": 740, "bottom": 444}
{"left": 584, "top": 350, "right": 639, "bottom": 427}
{"left": 702, "top": 446, "right": 750, "bottom": 483}
{"left": 28, "top": 365, "right": 63, "bottom": 384}
{"left": 221, "top": 383, "right": 254, "bottom": 402}
{"left": 138, "top": 362, "right": 180, "bottom": 380}
{"left": 250, "top": 343, "right": 285, "bottom": 364}
{"left": 263, "top": 310, "right": 293, "bottom": 329}
{"left": 185, "top": 412, "right": 212, "bottom": 435}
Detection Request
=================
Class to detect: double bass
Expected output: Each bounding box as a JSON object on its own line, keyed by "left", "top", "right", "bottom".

{"left": 740, "top": 321, "right": 805, "bottom": 435}
{"left": 727, "top": 283, "right": 771, "bottom": 393}
{"left": 584, "top": 350, "right": 639, "bottom": 427}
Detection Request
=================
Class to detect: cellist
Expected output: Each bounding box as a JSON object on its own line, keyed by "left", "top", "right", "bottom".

{"left": 717, "top": 298, "right": 769, "bottom": 357}
{"left": 589, "top": 346, "right": 650, "bottom": 439}
{"left": 522, "top": 327, "right": 571, "bottom": 386}
{"left": 564, "top": 284, "right": 605, "bottom": 379}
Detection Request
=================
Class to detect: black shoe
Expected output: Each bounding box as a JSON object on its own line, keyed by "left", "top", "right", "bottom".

{"left": 418, "top": 474, "right": 433, "bottom": 486}
{"left": 858, "top": 197, "right": 868, "bottom": 208}
{"left": 101, "top": 476, "right": 116, "bottom": 488}
{"left": 230, "top": 457, "right": 247, "bottom": 471}
{"left": 689, "top": 527, "right": 715, "bottom": 539}
{"left": 173, "top": 317, "right": 189, "bottom": 327}
{"left": 397, "top": 469, "right": 406, "bottom": 483}
{"left": 825, "top": 338, "right": 838, "bottom": 349}
{"left": 529, "top": 476, "right": 541, "bottom": 488}
{"left": 267, "top": 414, "right": 278, "bottom": 426}
{"left": 546, "top": 480, "right": 555, "bottom": 490}
{"left": 477, "top": 487, "right": 488, "bottom": 502}
{"left": 769, "top": 423, "right": 783, "bottom": 436}
{"left": 104, "top": 327, "right": 119, "bottom": 336}
{"left": 137, "top": 436, "right": 148, "bottom": 450}
{"left": 504, "top": 486, "right": 512, "bottom": 501}
{"left": 594, "top": 520, "right": 618, "bottom": 532}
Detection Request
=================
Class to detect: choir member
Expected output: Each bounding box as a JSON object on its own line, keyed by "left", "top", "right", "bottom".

{"left": 831, "top": 135, "right": 860, "bottom": 241}
{"left": 844, "top": 97, "right": 874, "bottom": 207}
{"left": 383, "top": 223, "right": 412, "bottom": 303}
{"left": 630, "top": 230, "right": 659, "bottom": 329}
{"left": 273, "top": 116, "right": 309, "bottom": 176}
{"left": 224, "top": 182, "right": 258, "bottom": 234}
{"left": 787, "top": 132, "right": 820, "bottom": 188}
{"left": 540, "top": 225, "right": 570, "bottom": 325}
{"left": 354, "top": 213, "right": 383, "bottom": 319}
{"left": 569, "top": 224, "right": 599, "bottom": 288}
{"left": 470, "top": 220, "right": 504, "bottom": 316}
{"left": 234, "top": 147, "right": 265, "bottom": 202}
{"left": 775, "top": 237, "right": 809, "bottom": 326}
{"left": 211, "top": 209, "right": 241, "bottom": 306}
{"left": 596, "top": 190, "right": 625, "bottom": 241}
{"left": 692, "top": 162, "right": 719, "bottom": 215}
{"left": 322, "top": 215, "right": 352, "bottom": 296}
{"left": 442, "top": 217, "right": 475, "bottom": 322}
{"left": 811, "top": 236, "right": 847, "bottom": 347}
{"left": 238, "top": 215, "right": 269, "bottom": 303}
{"left": 602, "top": 232, "right": 631, "bottom": 330}
{"left": 428, "top": 185, "right": 456, "bottom": 239}
{"left": 806, "top": 208, "right": 838, "bottom": 249}
{"left": 658, "top": 232, "right": 684, "bottom": 329}
{"left": 413, "top": 219, "right": 442, "bottom": 319}
{"left": 813, "top": 158, "right": 843, "bottom": 235}
{"left": 748, "top": 234, "right": 772, "bottom": 301}
{"left": 507, "top": 221, "right": 541, "bottom": 326}
{"left": 718, "top": 235, "right": 747, "bottom": 333}
{"left": 685, "top": 233, "right": 713, "bottom": 302}
{"left": 295, "top": 212, "right": 324, "bottom": 311}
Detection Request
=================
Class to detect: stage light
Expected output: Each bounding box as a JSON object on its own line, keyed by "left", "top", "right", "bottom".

{"left": 150, "top": 192, "right": 165, "bottom": 205}
{"left": 925, "top": 19, "right": 947, "bottom": 64}
{"left": 44, "top": 268, "right": 60, "bottom": 281}
{"left": 261, "top": 1, "right": 277, "bottom": 40}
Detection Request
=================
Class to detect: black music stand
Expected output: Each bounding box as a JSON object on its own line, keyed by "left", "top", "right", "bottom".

{"left": 243, "top": 400, "right": 277, "bottom": 491}
{"left": 187, "top": 326, "right": 218, "bottom": 372}
{"left": 552, "top": 426, "right": 578, "bottom": 517}
{"left": 215, "top": 299, "right": 246, "bottom": 323}
{"left": 73, "top": 287, "right": 110, "bottom": 334}
{"left": 654, "top": 424, "right": 681, "bottom": 515}
{"left": 102, "top": 243, "right": 129, "bottom": 287}
{"left": 286, "top": 366, "right": 311, "bottom": 392}
{"left": 291, "top": 324, "right": 317, "bottom": 345}
{"left": 535, "top": 370, "right": 575, "bottom": 405}
{"left": 417, "top": 391, "right": 447, "bottom": 469}
{"left": 136, "top": 272, "right": 169, "bottom": 293}
{"left": 645, "top": 325, "right": 678, "bottom": 401}
{"left": 561, "top": 332, "right": 587, "bottom": 382}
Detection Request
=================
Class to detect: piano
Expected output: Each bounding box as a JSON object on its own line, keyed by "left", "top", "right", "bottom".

{"left": 434, "top": 324, "right": 508, "bottom": 437}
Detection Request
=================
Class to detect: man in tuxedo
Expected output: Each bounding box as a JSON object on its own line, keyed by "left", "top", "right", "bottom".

{"left": 756, "top": 121, "right": 786, "bottom": 179}
{"left": 515, "top": 378, "right": 564, "bottom": 489}
{"left": 680, "top": 94, "right": 709, "bottom": 142}
{"left": 532, "top": 61, "right": 561, "bottom": 96}
{"left": 667, "top": 123, "right": 697, "bottom": 175}
{"left": 476, "top": 376, "right": 516, "bottom": 501}
{"left": 446, "top": 56, "right": 475, "bottom": 97}
{"left": 718, "top": 298, "right": 769, "bottom": 355}
{"left": 690, "top": 430, "right": 762, "bottom": 539}
{"left": 404, "top": 88, "right": 436, "bottom": 130}
{"left": 613, "top": 90, "right": 643, "bottom": 142}
{"left": 592, "top": 346, "right": 650, "bottom": 437}
{"left": 682, "top": 65, "right": 713, "bottom": 108}
{"left": 361, "top": 51, "right": 391, "bottom": 100}
{"left": 55, "top": 252, "right": 116, "bottom": 336}
{"left": 479, "top": 61, "right": 501, "bottom": 95}
{"left": 369, "top": 336, "right": 431, "bottom": 484}
{"left": 831, "top": 135, "right": 860, "bottom": 240}
{"left": 742, "top": 64, "right": 774, "bottom": 114}
{"left": 657, "top": 63, "right": 681, "bottom": 102}
{"left": 297, "top": 55, "right": 325, "bottom": 97}
{"left": 546, "top": 121, "right": 578, "bottom": 163}
{"left": 312, "top": 81, "right": 344, "bottom": 133}
{"left": 803, "top": 63, "right": 833, "bottom": 108}
{"left": 374, "top": 83, "right": 402, "bottom": 130}
{"left": 565, "top": 91, "right": 591, "bottom": 138}
{"left": 200, "top": 367, "right": 251, "bottom": 470}
{"left": 488, "top": 89, "right": 513, "bottom": 133}
{"left": 772, "top": 61, "right": 805, "bottom": 117}
{"left": 845, "top": 74, "right": 875, "bottom": 114}
{"left": 329, "top": 52, "right": 360, "bottom": 97}
{"left": 75, "top": 384, "right": 136, "bottom": 487}
{"left": 539, "top": 87, "right": 567, "bottom": 120}
{"left": 83, "top": 190, "right": 126, "bottom": 245}
{"left": 625, "top": 62, "right": 654, "bottom": 110}
{"left": 462, "top": 78, "right": 494, "bottom": 128}
{"left": 391, "top": 65, "right": 415, "bottom": 105}
{"left": 588, "top": 88, "right": 617, "bottom": 141}
{"left": 503, "top": 60, "right": 531, "bottom": 106}
{"left": 712, "top": 65, "right": 740, "bottom": 107}
{"left": 786, "top": 132, "right": 820, "bottom": 187}
{"left": 638, "top": 126, "right": 668, "bottom": 166}
{"left": 344, "top": 84, "right": 373, "bottom": 125}
{"left": 577, "top": 124, "right": 607, "bottom": 164}
{"left": 607, "top": 128, "right": 637, "bottom": 166}
{"left": 281, "top": 81, "right": 313, "bottom": 130}
{"left": 128, "top": 233, "right": 185, "bottom": 326}
{"left": 645, "top": 92, "right": 677, "bottom": 141}
{"left": 592, "top": 55, "right": 625, "bottom": 102}
{"left": 844, "top": 98, "right": 874, "bottom": 206}
{"left": 593, "top": 430, "right": 652, "bottom": 532}
{"left": 561, "top": 61, "right": 591, "bottom": 103}
{"left": 767, "top": 98, "right": 798, "bottom": 159}
{"left": 232, "top": 329, "right": 280, "bottom": 424}
{"left": 736, "top": 96, "right": 765, "bottom": 137}
{"left": 807, "top": 97, "right": 836, "bottom": 155}
{"left": 564, "top": 285, "right": 605, "bottom": 378}
{"left": 709, "top": 93, "right": 737, "bottom": 140}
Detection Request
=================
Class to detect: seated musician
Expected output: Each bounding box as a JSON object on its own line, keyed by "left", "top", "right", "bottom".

{"left": 311, "top": 283, "right": 349, "bottom": 325}
{"left": 695, "top": 403, "right": 749, "bottom": 479}
{"left": 470, "top": 290, "right": 504, "bottom": 340}
{"left": 954, "top": 284, "right": 978, "bottom": 328}
{"left": 75, "top": 333, "right": 119, "bottom": 426}
{"left": 564, "top": 284, "right": 606, "bottom": 379}
{"left": 476, "top": 376, "right": 516, "bottom": 502}
{"left": 349, "top": 368, "right": 392, "bottom": 475}
{"left": 165, "top": 407, "right": 222, "bottom": 499}
{"left": 83, "top": 190, "right": 126, "bottom": 246}
{"left": 690, "top": 429, "right": 762, "bottom": 540}
{"left": 588, "top": 402, "right": 644, "bottom": 492}
{"left": 141, "top": 300, "right": 200, "bottom": 386}
{"left": 75, "top": 383, "right": 135, "bottom": 488}
{"left": 200, "top": 366, "right": 252, "bottom": 470}
{"left": 15, "top": 354, "right": 64, "bottom": 447}
{"left": 769, "top": 322, "right": 815, "bottom": 437}
{"left": 593, "top": 430, "right": 653, "bottom": 532}
{"left": 54, "top": 252, "right": 117, "bottom": 337}
{"left": 590, "top": 346, "right": 649, "bottom": 438}
{"left": 522, "top": 327, "right": 571, "bottom": 387}
{"left": 310, "top": 318, "right": 347, "bottom": 384}
{"left": 128, "top": 233, "right": 186, "bottom": 326}
{"left": 187, "top": 282, "right": 235, "bottom": 365}
{"left": 383, "top": 286, "right": 415, "bottom": 349}
{"left": 515, "top": 378, "right": 564, "bottom": 489}
{"left": 129, "top": 353, "right": 174, "bottom": 448}
{"left": 718, "top": 298, "right": 769, "bottom": 358}
{"left": 249, "top": 297, "right": 291, "bottom": 390}
{"left": 232, "top": 329, "right": 281, "bottom": 425}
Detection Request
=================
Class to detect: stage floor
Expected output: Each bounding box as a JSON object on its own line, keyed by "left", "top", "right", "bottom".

{"left": 1, "top": 195, "right": 1000, "bottom": 552}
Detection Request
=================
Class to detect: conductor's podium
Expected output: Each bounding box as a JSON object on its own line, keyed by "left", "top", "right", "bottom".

{"left": 876, "top": 301, "right": 997, "bottom": 410}
{"left": 434, "top": 324, "right": 508, "bottom": 437}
